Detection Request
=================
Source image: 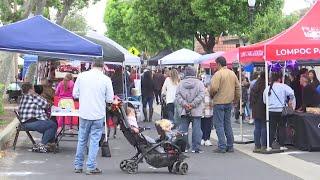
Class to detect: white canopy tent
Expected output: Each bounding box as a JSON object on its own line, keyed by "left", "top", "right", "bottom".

{"left": 86, "top": 31, "right": 141, "bottom": 66}
{"left": 159, "top": 48, "right": 201, "bottom": 65}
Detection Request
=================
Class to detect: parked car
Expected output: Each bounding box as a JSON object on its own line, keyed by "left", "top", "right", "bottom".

{"left": 58, "top": 65, "right": 79, "bottom": 74}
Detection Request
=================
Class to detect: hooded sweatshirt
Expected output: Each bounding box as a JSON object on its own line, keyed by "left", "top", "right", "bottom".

{"left": 175, "top": 77, "right": 205, "bottom": 117}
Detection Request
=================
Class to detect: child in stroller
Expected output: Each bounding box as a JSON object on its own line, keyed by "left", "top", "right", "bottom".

{"left": 112, "top": 101, "right": 189, "bottom": 175}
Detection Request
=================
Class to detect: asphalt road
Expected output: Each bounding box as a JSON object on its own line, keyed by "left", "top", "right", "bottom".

{"left": 0, "top": 115, "right": 301, "bottom": 180}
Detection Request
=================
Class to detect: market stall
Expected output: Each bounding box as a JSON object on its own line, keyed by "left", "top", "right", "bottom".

{"left": 0, "top": 15, "right": 102, "bottom": 60}
{"left": 239, "top": 0, "right": 320, "bottom": 151}
{"left": 148, "top": 49, "right": 173, "bottom": 66}
{"left": 200, "top": 49, "right": 237, "bottom": 68}
{"left": 159, "top": 48, "right": 201, "bottom": 65}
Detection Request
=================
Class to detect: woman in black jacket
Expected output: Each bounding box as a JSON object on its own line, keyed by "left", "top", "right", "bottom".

{"left": 141, "top": 71, "right": 155, "bottom": 122}
{"left": 250, "top": 72, "right": 267, "bottom": 153}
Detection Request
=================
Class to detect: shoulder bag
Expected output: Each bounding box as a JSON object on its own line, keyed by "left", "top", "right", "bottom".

{"left": 271, "top": 88, "right": 294, "bottom": 117}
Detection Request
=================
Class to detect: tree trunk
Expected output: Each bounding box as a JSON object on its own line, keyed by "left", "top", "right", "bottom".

{"left": 56, "top": 0, "right": 74, "bottom": 25}
{"left": 195, "top": 32, "right": 216, "bottom": 54}
{"left": 35, "top": 0, "right": 47, "bottom": 15}
{"left": 21, "top": 0, "right": 36, "bottom": 19}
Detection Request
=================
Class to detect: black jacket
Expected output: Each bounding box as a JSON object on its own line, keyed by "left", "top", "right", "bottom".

{"left": 250, "top": 82, "right": 266, "bottom": 121}
{"left": 141, "top": 76, "right": 155, "bottom": 98}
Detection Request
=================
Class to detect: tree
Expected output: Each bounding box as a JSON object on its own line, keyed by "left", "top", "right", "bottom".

{"left": 104, "top": 0, "right": 192, "bottom": 54}
{"left": 104, "top": 0, "right": 284, "bottom": 54}
{"left": 62, "top": 12, "right": 88, "bottom": 34}
{"left": 0, "top": 0, "right": 100, "bottom": 25}
{"left": 247, "top": 8, "right": 299, "bottom": 43}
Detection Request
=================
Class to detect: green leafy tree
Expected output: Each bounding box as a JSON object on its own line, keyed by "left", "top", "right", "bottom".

{"left": 62, "top": 13, "right": 88, "bottom": 34}
{"left": 104, "top": 0, "right": 284, "bottom": 54}
{"left": 104, "top": 0, "right": 192, "bottom": 54}
{"left": 0, "top": 0, "right": 100, "bottom": 25}
{"left": 248, "top": 8, "right": 299, "bottom": 43}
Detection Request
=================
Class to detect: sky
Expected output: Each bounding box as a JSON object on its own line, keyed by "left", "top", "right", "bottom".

{"left": 83, "top": 0, "right": 311, "bottom": 34}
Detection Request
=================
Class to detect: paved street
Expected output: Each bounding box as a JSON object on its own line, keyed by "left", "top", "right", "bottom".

{"left": 0, "top": 107, "right": 319, "bottom": 180}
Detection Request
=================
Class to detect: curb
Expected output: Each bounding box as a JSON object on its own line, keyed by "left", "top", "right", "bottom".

{"left": 0, "top": 118, "right": 18, "bottom": 150}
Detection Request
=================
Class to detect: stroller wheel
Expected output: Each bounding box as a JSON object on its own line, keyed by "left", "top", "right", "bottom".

{"left": 172, "top": 161, "right": 181, "bottom": 173}
{"left": 179, "top": 162, "right": 188, "bottom": 175}
{"left": 168, "top": 164, "right": 174, "bottom": 173}
{"left": 120, "top": 160, "right": 128, "bottom": 171}
{"left": 126, "top": 161, "right": 138, "bottom": 174}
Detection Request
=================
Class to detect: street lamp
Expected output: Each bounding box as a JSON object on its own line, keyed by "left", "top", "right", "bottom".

{"left": 248, "top": 0, "right": 256, "bottom": 26}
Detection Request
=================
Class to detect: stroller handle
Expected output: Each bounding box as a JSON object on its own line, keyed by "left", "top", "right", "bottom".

{"left": 139, "top": 127, "right": 151, "bottom": 132}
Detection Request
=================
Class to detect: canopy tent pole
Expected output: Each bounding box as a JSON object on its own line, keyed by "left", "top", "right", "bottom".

{"left": 282, "top": 61, "right": 286, "bottom": 83}
{"left": 239, "top": 65, "right": 244, "bottom": 142}
{"left": 265, "top": 60, "right": 271, "bottom": 151}
{"left": 234, "top": 64, "right": 253, "bottom": 144}
{"left": 123, "top": 62, "right": 128, "bottom": 101}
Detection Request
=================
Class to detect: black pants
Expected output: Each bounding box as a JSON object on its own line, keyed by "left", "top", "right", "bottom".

{"left": 269, "top": 112, "right": 287, "bottom": 147}
{"left": 154, "top": 89, "right": 161, "bottom": 104}
{"left": 201, "top": 117, "right": 213, "bottom": 141}
{"left": 166, "top": 103, "right": 175, "bottom": 121}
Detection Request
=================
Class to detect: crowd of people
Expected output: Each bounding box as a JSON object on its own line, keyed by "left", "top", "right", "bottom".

{"left": 16, "top": 56, "right": 320, "bottom": 175}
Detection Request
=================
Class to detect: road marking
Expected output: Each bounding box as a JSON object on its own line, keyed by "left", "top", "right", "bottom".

{"left": 281, "top": 151, "right": 308, "bottom": 155}
{"left": 20, "top": 160, "right": 46, "bottom": 164}
{"left": 211, "top": 131, "right": 320, "bottom": 180}
{"left": 0, "top": 172, "right": 44, "bottom": 176}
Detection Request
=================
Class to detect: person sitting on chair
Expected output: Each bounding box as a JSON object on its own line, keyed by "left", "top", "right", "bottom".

{"left": 18, "top": 82, "right": 57, "bottom": 153}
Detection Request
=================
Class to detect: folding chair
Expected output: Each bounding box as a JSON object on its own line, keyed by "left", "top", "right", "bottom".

{"left": 12, "top": 110, "right": 36, "bottom": 150}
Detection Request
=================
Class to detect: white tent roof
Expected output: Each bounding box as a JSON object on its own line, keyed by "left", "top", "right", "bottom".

{"left": 86, "top": 31, "right": 140, "bottom": 66}
{"left": 159, "top": 48, "right": 201, "bottom": 65}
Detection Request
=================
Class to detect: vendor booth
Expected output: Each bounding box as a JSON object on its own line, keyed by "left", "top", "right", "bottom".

{"left": 159, "top": 48, "right": 201, "bottom": 65}
{"left": 148, "top": 49, "right": 173, "bottom": 66}
{"left": 0, "top": 15, "right": 102, "bottom": 60}
{"left": 200, "top": 49, "right": 239, "bottom": 68}
{"left": 0, "top": 15, "right": 104, "bottom": 146}
{"left": 239, "top": 0, "right": 320, "bottom": 151}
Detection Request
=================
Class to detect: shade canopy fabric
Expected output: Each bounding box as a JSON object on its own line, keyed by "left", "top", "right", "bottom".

{"left": 201, "top": 49, "right": 239, "bottom": 68}
{"left": 195, "top": 51, "right": 224, "bottom": 64}
{"left": 0, "top": 15, "right": 102, "bottom": 60}
{"left": 239, "top": 1, "right": 320, "bottom": 63}
{"left": 85, "top": 31, "right": 141, "bottom": 65}
{"left": 85, "top": 31, "right": 125, "bottom": 63}
{"left": 159, "top": 48, "right": 201, "bottom": 65}
{"left": 148, "top": 49, "right": 173, "bottom": 66}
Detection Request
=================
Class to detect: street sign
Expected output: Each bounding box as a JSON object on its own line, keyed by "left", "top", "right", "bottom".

{"left": 128, "top": 47, "right": 140, "bottom": 56}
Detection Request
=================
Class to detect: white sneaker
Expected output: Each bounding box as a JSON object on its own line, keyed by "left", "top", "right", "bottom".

{"left": 204, "top": 140, "right": 213, "bottom": 146}
{"left": 201, "top": 139, "right": 205, "bottom": 146}
{"left": 280, "top": 146, "right": 288, "bottom": 151}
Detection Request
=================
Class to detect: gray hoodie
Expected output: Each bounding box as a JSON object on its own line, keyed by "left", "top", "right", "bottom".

{"left": 175, "top": 77, "right": 205, "bottom": 118}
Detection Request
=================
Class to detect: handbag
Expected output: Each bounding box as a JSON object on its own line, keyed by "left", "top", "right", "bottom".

{"left": 271, "top": 88, "right": 294, "bottom": 117}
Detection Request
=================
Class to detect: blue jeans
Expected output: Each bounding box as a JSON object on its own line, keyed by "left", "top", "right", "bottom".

{"left": 213, "top": 104, "right": 234, "bottom": 150}
{"left": 179, "top": 117, "right": 203, "bottom": 151}
{"left": 142, "top": 96, "right": 154, "bottom": 108}
{"left": 254, "top": 119, "right": 267, "bottom": 148}
{"left": 24, "top": 119, "right": 57, "bottom": 144}
{"left": 74, "top": 118, "right": 104, "bottom": 171}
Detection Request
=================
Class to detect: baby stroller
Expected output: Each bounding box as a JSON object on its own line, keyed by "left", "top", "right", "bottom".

{"left": 112, "top": 102, "right": 189, "bottom": 175}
